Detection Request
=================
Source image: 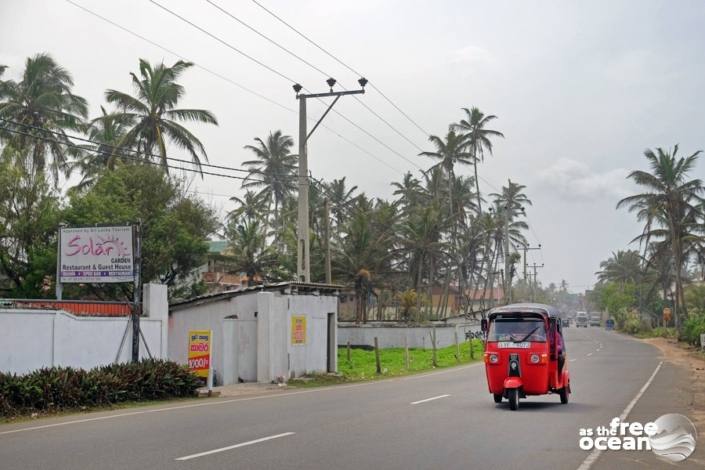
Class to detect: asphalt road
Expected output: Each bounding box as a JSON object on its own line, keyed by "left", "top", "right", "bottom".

{"left": 1, "top": 327, "right": 703, "bottom": 470}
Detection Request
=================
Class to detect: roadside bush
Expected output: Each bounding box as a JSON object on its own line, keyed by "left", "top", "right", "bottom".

{"left": 680, "top": 313, "right": 705, "bottom": 346}
{"left": 0, "top": 360, "right": 200, "bottom": 417}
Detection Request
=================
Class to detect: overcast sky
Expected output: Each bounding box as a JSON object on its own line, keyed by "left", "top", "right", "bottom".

{"left": 3, "top": 0, "right": 705, "bottom": 292}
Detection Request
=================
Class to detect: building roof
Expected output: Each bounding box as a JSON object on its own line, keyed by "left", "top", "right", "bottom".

{"left": 208, "top": 240, "right": 229, "bottom": 254}
{"left": 170, "top": 281, "right": 344, "bottom": 311}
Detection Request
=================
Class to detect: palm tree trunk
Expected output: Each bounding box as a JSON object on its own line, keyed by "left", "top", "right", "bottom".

{"left": 473, "top": 154, "right": 482, "bottom": 214}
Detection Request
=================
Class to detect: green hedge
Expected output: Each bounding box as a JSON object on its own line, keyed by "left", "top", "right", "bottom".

{"left": 681, "top": 313, "right": 705, "bottom": 346}
{"left": 0, "top": 360, "right": 201, "bottom": 417}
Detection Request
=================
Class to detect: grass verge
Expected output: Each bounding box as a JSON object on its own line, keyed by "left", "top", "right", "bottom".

{"left": 289, "top": 339, "right": 484, "bottom": 388}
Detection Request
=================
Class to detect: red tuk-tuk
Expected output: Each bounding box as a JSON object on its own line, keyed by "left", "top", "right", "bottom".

{"left": 481, "top": 303, "right": 570, "bottom": 410}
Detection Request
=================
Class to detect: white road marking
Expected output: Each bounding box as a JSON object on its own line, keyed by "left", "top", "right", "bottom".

{"left": 586, "top": 352, "right": 593, "bottom": 357}
{"left": 0, "top": 363, "right": 478, "bottom": 436}
{"left": 175, "top": 432, "right": 295, "bottom": 461}
{"left": 576, "top": 361, "right": 663, "bottom": 470}
{"left": 569, "top": 359, "right": 577, "bottom": 363}
{"left": 411, "top": 394, "right": 450, "bottom": 405}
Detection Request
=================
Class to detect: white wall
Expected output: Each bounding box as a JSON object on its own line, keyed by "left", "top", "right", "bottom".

{"left": 338, "top": 323, "right": 480, "bottom": 349}
{"left": 170, "top": 290, "right": 338, "bottom": 384}
{"left": 168, "top": 293, "right": 258, "bottom": 385}
{"left": 0, "top": 310, "right": 164, "bottom": 375}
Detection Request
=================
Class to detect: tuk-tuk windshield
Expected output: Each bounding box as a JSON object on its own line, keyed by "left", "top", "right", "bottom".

{"left": 488, "top": 317, "right": 547, "bottom": 342}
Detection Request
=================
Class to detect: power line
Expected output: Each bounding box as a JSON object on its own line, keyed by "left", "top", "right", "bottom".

{"left": 206, "top": 0, "right": 424, "bottom": 153}
{"left": 147, "top": 0, "right": 417, "bottom": 170}
{"left": 149, "top": 0, "right": 297, "bottom": 83}
{"left": 249, "top": 0, "right": 431, "bottom": 138}
{"left": 0, "top": 124, "right": 268, "bottom": 183}
{"left": 0, "top": 118, "right": 302, "bottom": 181}
{"left": 66, "top": 0, "right": 403, "bottom": 175}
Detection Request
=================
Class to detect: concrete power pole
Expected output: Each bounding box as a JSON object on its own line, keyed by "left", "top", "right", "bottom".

{"left": 324, "top": 198, "right": 332, "bottom": 284}
{"left": 294, "top": 78, "right": 366, "bottom": 282}
{"left": 503, "top": 206, "right": 511, "bottom": 305}
{"left": 529, "top": 263, "right": 544, "bottom": 302}
{"left": 522, "top": 243, "right": 542, "bottom": 282}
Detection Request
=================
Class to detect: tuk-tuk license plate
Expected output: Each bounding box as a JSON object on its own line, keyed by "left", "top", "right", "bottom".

{"left": 498, "top": 342, "right": 530, "bottom": 349}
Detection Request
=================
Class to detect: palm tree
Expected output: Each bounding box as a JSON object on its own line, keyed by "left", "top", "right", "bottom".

{"left": 325, "top": 177, "right": 358, "bottom": 226}
{"left": 242, "top": 130, "right": 297, "bottom": 226}
{"left": 419, "top": 130, "right": 472, "bottom": 218}
{"left": 229, "top": 190, "right": 270, "bottom": 223}
{"left": 617, "top": 145, "right": 704, "bottom": 330}
{"left": 105, "top": 59, "right": 217, "bottom": 172}
{"left": 490, "top": 179, "right": 532, "bottom": 219}
{"left": 0, "top": 53, "right": 87, "bottom": 181}
{"left": 225, "top": 218, "right": 275, "bottom": 285}
{"left": 596, "top": 250, "right": 644, "bottom": 287}
{"left": 452, "top": 107, "right": 504, "bottom": 214}
{"left": 70, "top": 106, "right": 133, "bottom": 190}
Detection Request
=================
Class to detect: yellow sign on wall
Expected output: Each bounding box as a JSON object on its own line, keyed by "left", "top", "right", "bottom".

{"left": 188, "top": 330, "right": 212, "bottom": 378}
{"left": 291, "top": 315, "right": 307, "bottom": 345}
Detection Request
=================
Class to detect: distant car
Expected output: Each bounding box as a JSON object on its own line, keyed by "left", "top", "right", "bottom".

{"left": 576, "top": 312, "right": 588, "bottom": 328}
{"left": 589, "top": 314, "right": 601, "bottom": 327}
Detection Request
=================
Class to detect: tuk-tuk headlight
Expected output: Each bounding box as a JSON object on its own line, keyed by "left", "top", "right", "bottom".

{"left": 486, "top": 353, "right": 499, "bottom": 364}
{"left": 530, "top": 353, "right": 540, "bottom": 364}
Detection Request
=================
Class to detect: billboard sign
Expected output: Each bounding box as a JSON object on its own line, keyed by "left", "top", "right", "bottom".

{"left": 291, "top": 315, "right": 307, "bottom": 345}
{"left": 59, "top": 226, "right": 134, "bottom": 283}
{"left": 188, "top": 330, "right": 212, "bottom": 379}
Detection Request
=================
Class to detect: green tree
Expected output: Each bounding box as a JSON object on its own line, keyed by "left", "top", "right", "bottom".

{"left": 0, "top": 151, "right": 61, "bottom": 296}
{"left": 0, "top": 53, "right": 87, "bottom": 181}
{"left": 617, "top": 145, "right": 704, "bottom": 329}
{"left": 451, "top": 107, "right": 504, "bottom": 214}
{"left": 64, "top": 164, "right": 217, "bottom": 298}
{"left": 596, "top": 250, "right": 644, "bottom": 287}
{"left": 106, "top": 59, "right": 218, "bottom": 172}
{"left": 241, "top": 130, "right": 297, "bottom": 228}
{"left": 224, "top": 218, "right": 276, "bottom": 284}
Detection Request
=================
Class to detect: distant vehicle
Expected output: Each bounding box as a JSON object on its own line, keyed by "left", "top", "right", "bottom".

{"left": 561, "top": 318, "right": 570, "bottom": 328}
{"left": 575, "top": 312, "right": 588, "bottom": 328}
{"left": 605, "top": 319, "right": 615, "bottom": 330}
{"left": 589, "top": 313, "right": 601, "bottom": 327}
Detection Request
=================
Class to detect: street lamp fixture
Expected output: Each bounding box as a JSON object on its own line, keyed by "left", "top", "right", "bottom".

{"left": 292, "top": 83, "right": 303, "bottom": 95}
{"left": 326, "top": 78, "right": 336, "bottom": 90}
{"left": 358, "top": 77, "right": 368, "bottom": 88}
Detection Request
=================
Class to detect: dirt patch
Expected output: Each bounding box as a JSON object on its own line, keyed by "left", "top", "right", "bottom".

{"left": 641, "top": 338, "right": 705, "bottom": 435}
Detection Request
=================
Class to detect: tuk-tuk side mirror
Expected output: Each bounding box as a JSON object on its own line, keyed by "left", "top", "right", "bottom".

{"left": 481, "top": 318, "right": 488, "bottom": 332}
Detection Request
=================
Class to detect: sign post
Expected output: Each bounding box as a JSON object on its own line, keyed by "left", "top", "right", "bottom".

{"left": 57, "top": 224, "right": 140, "bottom": 361}
{"left": 188, "top": 330, "right": 213, "bottom": 393}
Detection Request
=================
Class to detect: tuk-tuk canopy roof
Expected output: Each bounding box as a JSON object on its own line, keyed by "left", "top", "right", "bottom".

{"left": 488, "top": 303, "right": 559, "bottom": 319}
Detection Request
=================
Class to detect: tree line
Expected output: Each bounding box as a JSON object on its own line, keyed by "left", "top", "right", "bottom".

{"left": 1, "top": 53, "right": 540, "bottom": 319}
{"left": 593, "top": 146, "right": 705, "bottom": 344}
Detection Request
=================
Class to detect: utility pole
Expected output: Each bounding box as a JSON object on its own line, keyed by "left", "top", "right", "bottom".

{"left": 522, "top": 243, "right": 542, "bottom": 281}
{"left": 503, "top": 206, "right": 511, "bottom": 305}
{"left": 529, "top": 263, "right": 544, "bottom": 302}
{"left": 294, "top": 78, "right": 367, "bottom": 282}
{"left": 324, "top": 198, "right": 332, "bottom": 284}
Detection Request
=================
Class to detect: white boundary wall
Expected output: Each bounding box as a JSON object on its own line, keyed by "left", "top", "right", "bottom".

{"left": 0, "top": 283, "right": 168, "bottom": 375}
{"left": 338, "top": 322, "right": 480, "bottom": 349}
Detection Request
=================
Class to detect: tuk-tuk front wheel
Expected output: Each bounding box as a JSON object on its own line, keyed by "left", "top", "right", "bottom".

{"left": 559, "top": 387, "right": 569, "bottom": 404}
{"left": 493, "top": 393, "right": 502, "bottom": 403}
{"left": 508, "top": 388, "right": 519, "bottom": 410}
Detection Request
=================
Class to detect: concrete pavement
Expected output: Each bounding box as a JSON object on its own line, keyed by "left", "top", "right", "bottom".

{"left": 1, "top": 327, "right": 702, "bottom": 469}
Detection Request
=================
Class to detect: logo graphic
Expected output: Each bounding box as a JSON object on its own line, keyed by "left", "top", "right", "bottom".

{"left": 649, "top": 413, "right": 697, "bottom": 463}
{"left": 578, "top": 414, "right": 697, "bottom": 462}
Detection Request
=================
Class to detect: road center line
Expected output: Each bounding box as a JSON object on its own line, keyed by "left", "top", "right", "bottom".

{"left": 175, "top": 432, "right": 295, "bottom": 461}
{"left": 576, "top": 361, "right": 663, "bottom": 470}
{"left": 410, "top": 394, "right": 450, "bottom": 405}
{"left": 586, "top": 352, "right": 593, "bottom": 357}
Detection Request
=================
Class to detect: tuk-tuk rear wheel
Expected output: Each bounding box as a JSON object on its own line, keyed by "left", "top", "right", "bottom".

{"left": 508, "top": 388, "right": 519, "bottom": 410}
{"left": 559, "top": 387, "right": 569, "bottom": 404}
{"left": 493, "top": 393, "right": 502, "bottom": 403}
